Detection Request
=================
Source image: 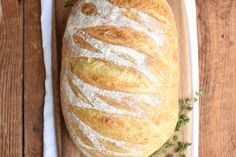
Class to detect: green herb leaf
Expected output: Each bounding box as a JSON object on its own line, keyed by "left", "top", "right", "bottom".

{"left": 149, "top": 140, "right": 174, "bottom": 156}
{"left": 167, "top": 154, "right": 173, "bottom": 157}
{"left": 193, "top": 97, "right": 198, "bottom": 103}
{"left": 196, "top": 90, "right": 205, "bottom": 97}
{"left": 175, "top": 114, "right": 190, "bottom": 131}
{"left": 176, "top": 142, "right": 191, "bottom": 153}
{"left": 162, "top": 140, "right": 174, "bottom": 152}
{"left": 158, "top": 140, "right": 174, "bottom": 153}
{"left": 172, "top": 135, "right": 178, "bottom": 142}
{"left": 179, "top": 99, "right": 192, "bottom": 112}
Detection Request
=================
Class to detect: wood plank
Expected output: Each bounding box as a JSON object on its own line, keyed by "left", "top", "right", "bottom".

{"left": 54, "top": 1, "right": 83, "bottom": 157}
{"left": 0, "top": 0, "right": 23, "bottom": 156}
{"left": 52, "top": 4, "right": 62, "bottom": 157}
{"left": 55, "top": 0, "right": 71, "bottom": 71}
{"left": 53, "top": 3, "right": 74, "bottom": 155}
{"left": 23, "top": 0, "right": 45, "bottom": 156}
{"left": 197, "top": 0, "right": 236, "bottom": 156}
{"left": 53, "top": 9, "right": 72, "bottom": 157}
{"left": 54, "top": 0, "right": 192, "bottom": 156}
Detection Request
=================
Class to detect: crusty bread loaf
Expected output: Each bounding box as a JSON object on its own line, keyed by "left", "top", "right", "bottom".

{"left": 60, "top": 0, "right": 179, "bottom": 156}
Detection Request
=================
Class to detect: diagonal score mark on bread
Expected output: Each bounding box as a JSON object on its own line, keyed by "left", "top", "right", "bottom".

{"left": 71, "top": 30, "right": 159, "bottom": 83}
{"left": 67, "top": 111, "right": 142, "bottom": 156}
{"left": 73, "top": 33, "right": 99, "bottom": 52}
{"left": 70, "top": 57, "right": 156, "bottom": 94}
{"left": 61, "top": 0, "right": 179, "bottom": 156}
{"left": 67, "top": 106, "right": 163, "bottom": 156}
{"left": 107, "top": 0, "right": 173, "bottom": 25}
{"left": 63, "top": 69, "right": 158, "bottom": 117}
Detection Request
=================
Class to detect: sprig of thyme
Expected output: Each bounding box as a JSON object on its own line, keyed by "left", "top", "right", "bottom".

{"left": 175, "top": 114, "right": 190, "bottom": 131}
{"left": 176, "top": 90, "right": 205, "bottom": 131}
{"left": 177, "top": 142, "right": 192, "bottom": 153}
{"left": 179, "top": 98, "right": 192, "bottom": 112}
{"left": 149, "top": 90, "right": 204, "bottom": 157}
{"left": 150, "top": 140, "right": 174, "bottom": 156}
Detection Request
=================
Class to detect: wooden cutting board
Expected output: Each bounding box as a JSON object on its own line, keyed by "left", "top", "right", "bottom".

{"left": 52, "top": 0, "right": 192, "bottom": 156}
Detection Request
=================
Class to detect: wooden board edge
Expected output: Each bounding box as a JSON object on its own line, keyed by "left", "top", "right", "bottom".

{"left": 52, "top": 1, "right": 62, "bottom": 157}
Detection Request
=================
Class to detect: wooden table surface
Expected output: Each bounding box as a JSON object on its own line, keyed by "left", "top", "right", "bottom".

{"left": 0, "top": 0, "right": 235, "bottom": 157}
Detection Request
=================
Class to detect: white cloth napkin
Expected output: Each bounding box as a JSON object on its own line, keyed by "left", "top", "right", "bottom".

{"left": 41, "top": 0, "right": 58, "bottom": 157}
{"left": 183, "top": 1, "right": 200, "bottom": 157}
{"left": 41, "top": 1, "right": 199, "bottom": 157}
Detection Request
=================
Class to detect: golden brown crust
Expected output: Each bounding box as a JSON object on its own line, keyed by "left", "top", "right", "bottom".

{"left": 61, "top": 0, "right": 179, "bottom": 156}
{"left": 70, "top": 57, "right": 155, "bottom": 94}
{"left": 83, "top": 26, "right": 163, "bottom": 58}
{"left": 69, "top": 105, "right": 163, "bottom": 144}
{"left": 81, "top": 3, "right": 98, "bottom": 16}
{"left": 123, "top": 10, "right": 145, "bottom": 25}
{"left": 68, "top": 79, "right": 91, "bottom": 104}
{"left": 72, "top": 123, "right": 94, "bottom": 147}
{"left": 107, "top": 0, "right": 174, "bottom": 24}
{"left": 97, "top": 95, "right": 132, "bottom": 110}
{"left": 99, "top": 140, "right": 128, "bottom": 153}
{"left": 73, "top": 34, "right": 99, "bottom": 52}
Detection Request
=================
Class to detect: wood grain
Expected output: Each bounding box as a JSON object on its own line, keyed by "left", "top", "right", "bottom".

{"left": 52, "top": 1, "right": 93, "bottom": 157}
{"left": 197, "top": 0, "right": 236, "bottom": 157}
{"left": 55, "top": 0, "right": 71, "bottom": 71}
{"left": 0, "top": 0, "right": 23, "bottom": 156}
{"left": 54, "top": 1, "right": 84, "bottom": 157}
{"left": 23, "top": 0, "right": 45, "bottom": 156}
{"left": 53, "top": 0, "right": 192, "bottom": 156}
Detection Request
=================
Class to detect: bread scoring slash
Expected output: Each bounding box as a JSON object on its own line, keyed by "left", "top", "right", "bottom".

{"left": 60, "top": 0, "right": 179, "bottom": 156}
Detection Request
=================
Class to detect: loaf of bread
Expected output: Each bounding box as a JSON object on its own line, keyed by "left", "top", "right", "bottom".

{"left": 61, "top": 0, "right": 179, "bottom": 156}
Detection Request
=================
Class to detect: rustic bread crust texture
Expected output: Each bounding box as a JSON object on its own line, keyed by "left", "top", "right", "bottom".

{"left": 61, "top": 0, "right": 179, "bottom": 156}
